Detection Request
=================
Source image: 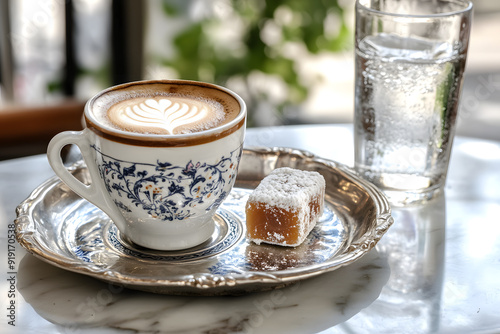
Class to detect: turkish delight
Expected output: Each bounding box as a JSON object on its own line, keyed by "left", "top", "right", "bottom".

{"left": 245, "top": 167, "right": 325, "bottom": 247}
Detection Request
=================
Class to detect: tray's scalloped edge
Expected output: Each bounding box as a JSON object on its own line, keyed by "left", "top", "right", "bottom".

{"left": 15, "top": 147, "right": 393, "bottom": 294}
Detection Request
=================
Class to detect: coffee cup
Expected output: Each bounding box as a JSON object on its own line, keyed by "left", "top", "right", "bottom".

{"left": 47, "top": 80, "right": 246, "bottom": 250}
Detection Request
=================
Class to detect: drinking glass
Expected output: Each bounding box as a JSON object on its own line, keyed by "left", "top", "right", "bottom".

{"left": 354, "top": 0, "right": 473, "bottom": 205}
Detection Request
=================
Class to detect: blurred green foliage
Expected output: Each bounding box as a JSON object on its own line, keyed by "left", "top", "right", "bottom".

{"left": 157, "top": 0, "right": 351, "bottom": 125}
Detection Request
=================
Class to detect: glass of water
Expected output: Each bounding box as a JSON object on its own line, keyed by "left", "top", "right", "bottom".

{"left": 354, "top": 0, "right": 473, "bottom": 205}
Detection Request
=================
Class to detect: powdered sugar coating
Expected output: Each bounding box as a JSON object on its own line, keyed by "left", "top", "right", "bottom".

{"left": 246, "top": 167, "right": 326, "bottom": 247}
{"left": 247, "top": 167, "right": 325, "bottom": 210}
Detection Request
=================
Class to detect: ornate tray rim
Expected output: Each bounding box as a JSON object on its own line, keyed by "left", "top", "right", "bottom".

{"left": 15, "top": 147, "right": 393, "bottom": 294}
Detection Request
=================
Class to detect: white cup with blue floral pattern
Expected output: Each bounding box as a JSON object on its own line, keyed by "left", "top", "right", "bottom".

{"left": 48, "top": 80, "right": 246, "bottom": 250}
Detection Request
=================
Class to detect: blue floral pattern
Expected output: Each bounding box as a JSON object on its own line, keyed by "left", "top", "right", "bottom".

{"left": 91, "top": 145, "right": 242, "bottom": 221}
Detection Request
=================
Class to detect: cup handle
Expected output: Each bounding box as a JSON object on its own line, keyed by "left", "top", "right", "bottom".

{"left": 47, "top": 129, "right": 125, "bottom": 227}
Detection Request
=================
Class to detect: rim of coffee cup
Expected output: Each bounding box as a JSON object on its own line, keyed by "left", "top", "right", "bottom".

{"left": 356, "top": 0, "right": 473, "bottom": 18}
{"left": 83, "top": 79, "right": 246, "bottom": 146}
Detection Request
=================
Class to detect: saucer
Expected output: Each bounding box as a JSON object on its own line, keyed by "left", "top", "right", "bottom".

{"left": 15, "top": 147, "right": 393, "bottom": 295}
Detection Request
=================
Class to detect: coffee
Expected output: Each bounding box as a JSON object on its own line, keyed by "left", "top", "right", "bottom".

{"left": 48, "top": 79, "right": 246, "bottom": 250}
{"left": 89, "top": 81, "right": 241, "bottom": 136}
{"left": 107, "top": 95, "right": 225, "bottom": 135}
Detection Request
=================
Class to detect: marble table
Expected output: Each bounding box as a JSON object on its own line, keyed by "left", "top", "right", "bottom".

{"left": 1, "top": 124, "right": 499, "bottom": 334}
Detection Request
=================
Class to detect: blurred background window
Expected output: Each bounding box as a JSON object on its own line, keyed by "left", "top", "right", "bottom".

{"left": 1, "top": 0, "right": 499, "bottom": 160}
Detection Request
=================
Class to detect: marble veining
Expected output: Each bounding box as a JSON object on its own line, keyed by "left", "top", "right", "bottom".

{"left": 3, "top": 125, "right": 500, "bottom": 333}
{"left": 17, "top": 249, "right": 388, "bottom": 334}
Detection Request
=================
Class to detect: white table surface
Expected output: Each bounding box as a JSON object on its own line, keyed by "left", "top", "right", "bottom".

{"left": 1, "top": 124, "right": 499, "bottom": 334}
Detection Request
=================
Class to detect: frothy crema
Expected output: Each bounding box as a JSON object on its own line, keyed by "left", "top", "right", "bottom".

{"left": 106, "top": 95, "right": 225, "bottom": 135}
{"left": 87, "top": 81, "right": 243, "bottom": 142}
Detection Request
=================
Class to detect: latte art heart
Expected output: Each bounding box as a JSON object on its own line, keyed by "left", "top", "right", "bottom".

{"left": 107, "top": 96, "right": 225, "bottom": 135}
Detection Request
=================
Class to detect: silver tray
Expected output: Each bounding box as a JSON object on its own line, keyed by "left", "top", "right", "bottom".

{"left": 15, "top": 147, "right": 393, "bottom": 295}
